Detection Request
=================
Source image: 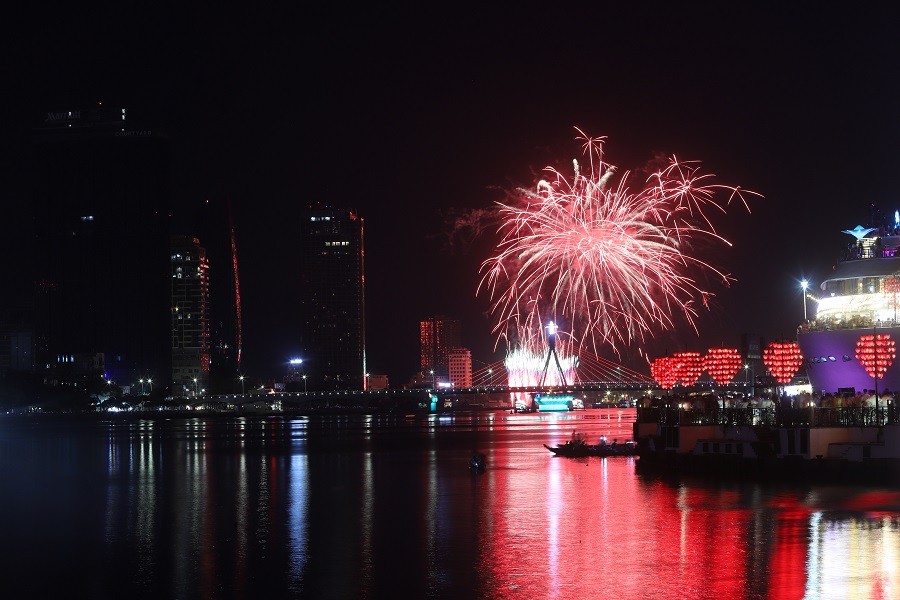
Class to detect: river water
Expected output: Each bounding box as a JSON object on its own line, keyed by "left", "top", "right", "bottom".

{"left": 1, "top": 409, "right": 898, "bottom": 599}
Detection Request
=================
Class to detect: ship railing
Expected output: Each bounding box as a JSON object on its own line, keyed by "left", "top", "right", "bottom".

{"left": 635, "top": 406, "right": 680, "bottom": 425}
{"left": 804, "top": 406, "right": 899, "bottom": 427}
{"left": 636, "top": 405, "right": 900, "bottom": 427}
{"left": 635, "top": 407, "right": 777, "bottom": 427}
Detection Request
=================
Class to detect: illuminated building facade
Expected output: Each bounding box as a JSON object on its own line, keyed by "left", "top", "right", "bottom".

{"left": 419, "top": 316, "right": 461, "bottom": 380}
{"left": 182, "top": 198, "right": 242, "bottom": 393}
{"left": 298, "top": 206, "right": 366, "bottom": 390}
{"left": 171, "top": 236, "right": 210, "bottom": 396}
{"left": 448, "top": 347, "right": 472, "bottom": 387}
{"left": 285, "top": 358, "right": 305, "bottom": 384}
{"left": 30, "top": 106, "right": 172, "bottom": 386}
{"left": 366, "top": 373, "right": 389, "bottom": 390}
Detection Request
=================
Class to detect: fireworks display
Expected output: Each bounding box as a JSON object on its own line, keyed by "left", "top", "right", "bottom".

{"left": 479, "top": 129, "right": 757, "bottom": 384}
{"left": 504, "top": 346, "right": 577, "bottom": 388}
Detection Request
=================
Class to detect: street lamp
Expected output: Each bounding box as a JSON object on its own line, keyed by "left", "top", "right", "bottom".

{"left": 193, "top": 377, "right": 198, "bottom": 397}
{"left": 487, "top": 368, "right": 493, "bottom": 386}
{"left": 239, "top": 375, "right": 245, "bottom": 394}
{"left": 302, "top": 374, "right": 307, "bottom": 393}
{"left": 800, "top": 279, "right": 809, "bottom": 321}
{"left": 430, "top": 369, "right": 435, "bottom": 389}
{"left": 365, "top": 372, "right": 370, "bottom": 391}
{"left": 139, "top": 378, "right": 145, "bottom": 395}
{"left": 147, "top": 379, "right": 152, "bottom": 392}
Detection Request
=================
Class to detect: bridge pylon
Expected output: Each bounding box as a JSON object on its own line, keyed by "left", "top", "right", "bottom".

{"left": 539, "top": 320, "right": 568, "bottom": 387}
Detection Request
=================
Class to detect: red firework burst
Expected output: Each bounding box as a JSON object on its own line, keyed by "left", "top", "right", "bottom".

{"left": 479, "top": 129, "right": 758, "bottom": 357}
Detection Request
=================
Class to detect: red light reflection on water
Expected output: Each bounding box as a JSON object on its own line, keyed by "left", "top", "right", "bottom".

{"left": 768, "top": 501, "right": 811, "bottom": 600}
{"left": 470, "top": 426, "right": 900, "bottom": 600}
{"left": 475, "top": 436, "right": 753, "bottom": 598}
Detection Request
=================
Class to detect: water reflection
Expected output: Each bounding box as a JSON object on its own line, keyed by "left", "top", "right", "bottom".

{"left": 0, "top": 413, "right": 898, "bottom": 598}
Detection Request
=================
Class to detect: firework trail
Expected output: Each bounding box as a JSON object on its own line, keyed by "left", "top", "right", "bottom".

{"left": 479, "top": 129, "right": 758, "bottom": 379}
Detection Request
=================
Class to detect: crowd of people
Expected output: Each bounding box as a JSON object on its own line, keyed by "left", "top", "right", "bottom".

{"left": 639, "top": 389, "right": 896, "bottom": 410}
{"left": 637, "top": 389, "right": 899, "bottom": 427}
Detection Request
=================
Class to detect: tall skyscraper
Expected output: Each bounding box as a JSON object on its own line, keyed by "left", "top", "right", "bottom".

{"left": 181, "top": 198, "right": 243, "bottom": 393}
{"left": 171, "top": 236, "right": 210, "bottom": 397}
{"left": 298, "top": 206, "right": 366, "bottom": 390}
{"left": 29, "top": 105, "right": 172, "bottom": 387}
{"left": 419, "top": 316, "right": 461, "bottom": 380}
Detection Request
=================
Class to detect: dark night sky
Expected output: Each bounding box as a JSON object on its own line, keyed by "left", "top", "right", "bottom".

{"left": 4, "top": 3, "right": 900, "bottom": 384}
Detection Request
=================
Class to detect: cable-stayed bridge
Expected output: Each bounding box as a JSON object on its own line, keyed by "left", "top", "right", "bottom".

{"left": 468, "top": 350, "right": 656, "bottom": 388}
{"left": 195, "top": 350, "right": 666, "bottom": 411}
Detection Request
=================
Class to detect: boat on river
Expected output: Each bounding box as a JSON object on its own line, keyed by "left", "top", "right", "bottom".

{"left": 634, "top": 214, "right": 900, "bottom": 484}
{"left": 544, "top": 432, "right": 636, "bottom": 457}
{"left": 633, "top": 408, "right": 900, "bottom": 483}
{"left": 469, "top": 450, "right": 487, "bottom": 472}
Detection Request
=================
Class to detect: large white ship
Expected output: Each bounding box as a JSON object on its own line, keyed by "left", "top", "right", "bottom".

{"left": 799, "top": 220, "right": 900, "bottom": 394}
{"left": 630, "top": 222, "right": 900, "bottom": 482}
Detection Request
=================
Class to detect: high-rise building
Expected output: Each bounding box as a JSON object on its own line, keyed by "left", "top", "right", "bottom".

{"left": 181, "top": 198, "right": 242, "bottom": 393}
{"left": 448, "top": 347, "right": 472, "bottom": 387}
{"left": 298, "top": 206, "right": 366, "bottom": 390}
{"left": 29, "top": 105, "right": 172, "bottom": 387}
{"left": 285, "top": 358, "right": 305, "bottom": 385}
{"left": 171, "top": 236, "right": 210, "bottom": 397}
{"left": 419, "top": 316, "right": 461, "bottom": 379}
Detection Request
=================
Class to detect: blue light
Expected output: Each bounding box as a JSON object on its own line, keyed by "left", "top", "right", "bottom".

{"left": 533, "top": 393, "right": 575, "bottom": 412}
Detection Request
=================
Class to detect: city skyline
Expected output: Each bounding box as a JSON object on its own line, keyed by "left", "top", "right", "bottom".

{"left": 3, "top": 4, "right": 900, "bottom": 386}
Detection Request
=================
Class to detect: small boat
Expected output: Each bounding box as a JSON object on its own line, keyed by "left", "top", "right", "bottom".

{"left": 544, "top": 433, "right": 637, "bottom": 457}
{"left": 469, "top": 450, "right": 487, "bottom": 471}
